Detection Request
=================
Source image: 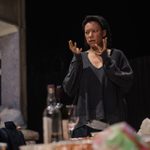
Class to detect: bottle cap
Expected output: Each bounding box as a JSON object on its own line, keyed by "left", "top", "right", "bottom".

{"left": 47, "top": 84, "right": 55, "bottom": 89}
{"left": 47, "top": 84, "right": 55, "bottom": 93}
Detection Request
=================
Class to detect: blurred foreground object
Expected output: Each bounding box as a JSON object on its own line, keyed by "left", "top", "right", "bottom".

{"left": 92, "top": 122, "right": 150, "bottom": 150}
{"left": 137, "top": 118, "right": 150, "bottom": 144}
{"left": 0, "top": 121, "right": 26, "bottom": 150}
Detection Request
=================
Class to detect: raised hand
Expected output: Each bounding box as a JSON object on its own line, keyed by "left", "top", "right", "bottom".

{"left": 68, "top": 40, "right": 82, "bottom": 54}
{"left": 92, "top": 37, "right": 107, "bottom": 55}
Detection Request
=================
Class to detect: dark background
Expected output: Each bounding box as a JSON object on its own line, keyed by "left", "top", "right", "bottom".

{"left": 25, "top": 0, "right": 150, "bottom": 142}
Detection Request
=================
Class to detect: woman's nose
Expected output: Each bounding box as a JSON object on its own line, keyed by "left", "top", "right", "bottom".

{"left": 88, "top": 31, "right": 93, "bottom": 37}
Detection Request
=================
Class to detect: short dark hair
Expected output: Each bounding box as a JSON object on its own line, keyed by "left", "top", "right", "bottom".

{"left": 82, "top": 15, "right": 112, "bottom": 48}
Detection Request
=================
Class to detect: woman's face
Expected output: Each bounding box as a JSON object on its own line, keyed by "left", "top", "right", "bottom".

{"left": 84, "top": 21, "right": 106, "bottom": 48}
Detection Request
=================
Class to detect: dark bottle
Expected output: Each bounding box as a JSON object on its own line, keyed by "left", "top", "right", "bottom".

{"left": 56, "top": 85, "right": 70, "bottom": 140}
{"left": 55, "top": 85, "right": 63, "bottom": 103}
{"left": 43, "top": 84, "right": 63, "bottom": 143}
{"left": 56, "top": 85, "right": 68, "bottom": 119}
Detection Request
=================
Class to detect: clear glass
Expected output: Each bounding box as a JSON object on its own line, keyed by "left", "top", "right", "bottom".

{"left": 66, "top": 105, "right": 79, "bottom": 137}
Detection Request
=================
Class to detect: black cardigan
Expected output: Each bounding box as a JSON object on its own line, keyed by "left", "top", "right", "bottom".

{"left": 63, "top": 48, "right": 133, "bottom": 127}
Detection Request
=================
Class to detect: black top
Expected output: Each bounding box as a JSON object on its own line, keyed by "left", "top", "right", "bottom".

{"left": 77, "top": 52, "right": 105, "bottom": 120}
{"left": 63, "top": 48, "right": 133, "bottom": 129}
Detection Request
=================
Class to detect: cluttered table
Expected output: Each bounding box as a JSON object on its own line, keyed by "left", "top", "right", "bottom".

{"left": 20, "top": 138, "right": 93, "bottom": 150}
{"left": 19, "top": 121, "right": 150, "bottom": 150}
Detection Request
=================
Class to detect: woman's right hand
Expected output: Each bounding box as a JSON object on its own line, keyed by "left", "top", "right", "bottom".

{"left": 68, "top": 40, "right": 82, "bottom": 54}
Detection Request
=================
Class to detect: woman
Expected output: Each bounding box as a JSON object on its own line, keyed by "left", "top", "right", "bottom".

{"left": 63, "top": 15, "right": 133, "bottom": 138}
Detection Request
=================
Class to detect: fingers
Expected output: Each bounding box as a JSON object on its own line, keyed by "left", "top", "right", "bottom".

{"left": 102, "top": 37, "right": 107, "bottom": 51}
{"left": 68, "top": 40, "right": 82, "bottom": 54}
{"left": 92, "top": 39, "right": 107, "bottom": 56}
{"left": 74, "top": 42, "right": 77, "bottom": 47}
{"left": 94, "top": 37, "right": 108, "bottom": 55}
{"left": 93, "top": 44, "right": 102, "bottom": 54}
{"left": 76, "top": 47, "right": 82, "bottom": 53}
{"left": 68, "top": 40, "right": 73, "bottom": 49}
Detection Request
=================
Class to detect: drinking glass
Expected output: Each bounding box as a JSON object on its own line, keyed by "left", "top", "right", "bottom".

{"left": 66, "top": 105, "right": 79, "bottom": 137}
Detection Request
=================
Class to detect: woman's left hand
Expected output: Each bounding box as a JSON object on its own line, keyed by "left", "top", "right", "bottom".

{"left": 92, "top": 37, "right": 107, "bottom": 55}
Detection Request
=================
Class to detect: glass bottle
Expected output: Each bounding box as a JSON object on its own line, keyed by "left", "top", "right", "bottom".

{"left": 66, "top": 105, "right": 79, "bottom": 137}
{"left": 43, "top": 84, "right": 63, "bottom": 143}
{"left": 56, "top": 85, "right": 70, "bottom": 140}
{"left": 55, "top": 85, "right": 62, "bottom": 103}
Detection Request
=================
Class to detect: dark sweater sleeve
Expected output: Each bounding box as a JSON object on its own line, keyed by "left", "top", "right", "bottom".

{"left": 101, "top": 49, "right": 134, "bottom": 91}
{"left": 62, "top": 54, "right": 82, "bottom": 97}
